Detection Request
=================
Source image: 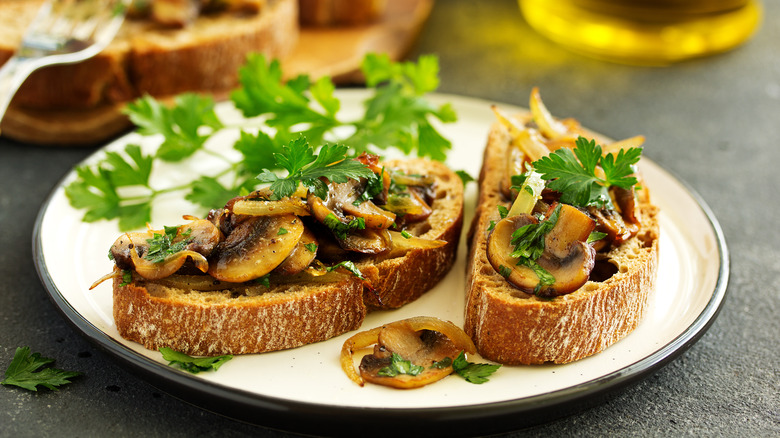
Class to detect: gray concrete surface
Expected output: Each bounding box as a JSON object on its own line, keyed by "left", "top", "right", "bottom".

{"left": 1, "top": 0, "right": 778, "bottom": 436}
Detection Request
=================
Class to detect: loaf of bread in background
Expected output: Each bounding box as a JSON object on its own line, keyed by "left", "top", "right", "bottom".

{"left": 0, "top": 0, "right": 299, "bottom": 145}
{"left": 298, "top": 0, "right": 387, "bottom": 26}
{"left": 464, "top": 115, "right": 660, "bottom": 365}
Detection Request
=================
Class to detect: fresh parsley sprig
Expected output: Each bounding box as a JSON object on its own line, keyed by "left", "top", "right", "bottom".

{"left": 159, "top": 347, "right": 232, "bottom": 374}
{"left": 65, "top": 53, "right": 455, "bottom": 231}
{"left": 255, "top": 137, "right": 375, "bottom": 200}
{"left": 2, "top": 347, "right": 80, "bottom": 391}
{"left": 533, "top": 136, "right": 642, "bottom": 208}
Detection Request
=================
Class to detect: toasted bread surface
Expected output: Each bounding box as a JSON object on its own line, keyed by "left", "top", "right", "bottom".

{"left": 465, "top": 117, "right": 660, "bottom": 365}
{"left": 0, "top": 0, "right": 298, "bottom": 144}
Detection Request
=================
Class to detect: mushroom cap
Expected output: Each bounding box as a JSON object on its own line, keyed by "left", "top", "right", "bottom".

{"left": 487, "top": 204, "right": 597, "bottom": 297}
{"left": 207, "top": 214, "right": 304, "bottom": 282}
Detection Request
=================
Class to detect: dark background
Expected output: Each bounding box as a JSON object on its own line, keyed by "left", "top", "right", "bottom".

{"left": 1, "top": 0, "right": 778, "bottom": 436}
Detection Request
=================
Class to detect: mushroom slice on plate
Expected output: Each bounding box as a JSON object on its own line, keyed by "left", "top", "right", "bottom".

{"left": 341, "top": 317, "right": 476, "bottom": 389}
{"left": 487, "top": 203, "right": 596, "bottom": 297}
{"left": 207, "top": 214, "right": 304, "bottom": 282}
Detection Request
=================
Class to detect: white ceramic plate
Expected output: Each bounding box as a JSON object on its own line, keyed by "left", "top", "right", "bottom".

{"left": 34, "top": 91, "right": 728, "bottom": 435}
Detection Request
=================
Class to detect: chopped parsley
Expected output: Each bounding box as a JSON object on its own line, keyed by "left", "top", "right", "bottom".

{"left": 326, "top": 260, "right": 365, "bottom": 280}
{"left": 323, "top": 214, "right": 366, "bottom": 240}
{"left": 277, "top": 227, "right": 288, "bottom": 235}
{"left": 304, "top": 243, "right": 318, "bottom": 253}
{"left": 378, "top": 353, "right": 424, "bottom": 377}
{"left": 144, "top": 226, "right": 192, "bottom": 263}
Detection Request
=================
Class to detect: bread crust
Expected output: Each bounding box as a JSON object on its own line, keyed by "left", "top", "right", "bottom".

{"left": 112, "top": 158, "right": 463, "bottom": 355}
{"left": 0, "top": 0, "right": 298, "bottom": 145}
{"left": 114, "top": 271, "right": 366, "bottom": 356}
{"left": 465, "top": 116, "right": 660, "bottom": 365}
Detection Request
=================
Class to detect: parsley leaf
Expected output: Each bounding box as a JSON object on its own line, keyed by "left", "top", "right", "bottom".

{"left": 159, "top": 347, "right": 232, "bottom": 374}
{"left": 2, "top": 347, "right": 80, "bottom": 391}
{"left": 125, "top": 94, "right": 223, "bottom": 162}
{"left": 143, "top": 226, "right": 191, "bottom": 263}
{"left": 533, "top": 137, "right": 642, "bottom": 208}
{"left": 377, "top": 353, "right": 424, "bottom": 377}
{"left": 326, "top": 260, "right": 366, "bottom": 280}
{"left": 256, "top": 137, "right": 374, "bottom": 200}
{"left": 455, "top": 170, "right": 475, "bottom": 187}
{"left": 452, "top": 351, "right": 500, "bottom": 384}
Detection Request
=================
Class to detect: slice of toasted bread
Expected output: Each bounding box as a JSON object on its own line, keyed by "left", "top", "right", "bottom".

{"left": 112, "top": 157, "right": 463, "bottom": 355}
{"left": 0, "top": 0, "right": 298, "bottom": 145}
{"left": 464, "top": 116, "right": 660, "bottom": 365}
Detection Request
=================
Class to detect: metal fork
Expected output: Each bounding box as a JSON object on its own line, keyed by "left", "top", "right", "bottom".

{"left": 0, "top": 0, "right": 130, "bottom": 125}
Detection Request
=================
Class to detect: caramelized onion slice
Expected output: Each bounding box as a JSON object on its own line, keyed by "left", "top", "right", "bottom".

{"left": 385, "top": 231, "right": 446, "bottom": 258}
{"left": 231, "top": 198, "right": 310, "bottom": 217}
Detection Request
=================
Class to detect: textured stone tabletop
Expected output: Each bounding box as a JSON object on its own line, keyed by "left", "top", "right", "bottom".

{"left": 0, "top": 0, "right": 777, "bottom": 436}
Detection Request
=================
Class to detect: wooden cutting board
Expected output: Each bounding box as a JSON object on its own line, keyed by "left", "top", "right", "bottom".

{"left": 284, "top": 0, "right": 435, "bottom": 83}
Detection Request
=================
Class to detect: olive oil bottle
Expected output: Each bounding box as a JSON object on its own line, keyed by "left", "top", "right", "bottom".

{"left": 519, "top": 0, "right": 762, "bottom": 65}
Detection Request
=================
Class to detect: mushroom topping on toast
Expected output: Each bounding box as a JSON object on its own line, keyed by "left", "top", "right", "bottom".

{"left": 486, "top": 88, "right": 647, "bottom": 297}
{"left": 96, "top": 141, "right": 451, "bottom": 293}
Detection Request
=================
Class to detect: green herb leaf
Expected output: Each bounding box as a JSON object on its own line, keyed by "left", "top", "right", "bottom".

{"left": 2, "top": 347, "right": 80, "bottom": 391}
{"left": 455, "top": 170, "right": 475, "bottom": 186}
{"left": 159, "top": 347, "right": 232, "bottom": 374}
{"left": 326, "top": 260, "right": 365, "bottom": 280}
{"left": 257, "top": 137, "right": 374, "bottom": 200}
{"left": 452, "top": 351, "right": 500, "bottom": 384}
{"left": 377, "top": 353, "right": 424, "bottom": 377}
{"left": 533, "top": 136, "right": 642, "bottom": 207}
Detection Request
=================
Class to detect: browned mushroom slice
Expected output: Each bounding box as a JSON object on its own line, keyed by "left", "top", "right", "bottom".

{"left": 588, "top": 204, "right": 639, "bottom": 247}
{"left": 109, "top": 218, "right": 222, "bottom": 279}
{"left": 487, "top": 204, "right": 597, "bottom": 297}
{"left": 359, "top": 326, "right": 460, "bottom": 389}
{"left": 341, "top": 317, "right": 477, "bottom": 388}
{"left": 207, "top": 214, "right": 304, "bottom": 282}
{"left": 272, "top": 226, "right": 318, "bottom": 276}
{"left": 308, "top": 190, "right": 393, "bottom": 254}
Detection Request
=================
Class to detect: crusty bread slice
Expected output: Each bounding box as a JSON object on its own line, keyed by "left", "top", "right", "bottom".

{"left": 357, "top": 158, "right": 464, "bottom": 310}
{"left": 464, "top": 116, "right": 660, "bottom": 365}
{"left": 114, "top": 270, "right": 366, "bottom": 356}
{"left": 0, "top": 0, "right": 298, "bottom": 145}
{"left": 112, "top": 157, "right": 463, "bottom": 355}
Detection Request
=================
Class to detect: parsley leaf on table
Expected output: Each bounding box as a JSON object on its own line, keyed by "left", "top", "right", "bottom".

{"left": 159, "top": 347, "right": 232, "bottom": 374}
{"left": 533, "top": 137, "right": 642, "bottom": 208}
{"left": 2, "top": 347, "right": 80, "bottom": 391}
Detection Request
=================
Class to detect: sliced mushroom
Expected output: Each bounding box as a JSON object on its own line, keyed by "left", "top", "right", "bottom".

{"left": 272, "top": 225, "right": 318, "bottom": 276}
{"left": 487, "top": 204, "right": 596, "bottom": 297}
{"left": 109, "top": 218, "right": 222, "bottom": 279}
{"left": 588, "top": 205, "right": 639, "bottom": 248}
{"left": 308, "top": 189, "right": 393, "bottom": 254}
{"left": 341, "top": 317, "right": 477, "bottom": 388}
{"left": 207, "top": 214, "right": 304, "bottom": 282}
